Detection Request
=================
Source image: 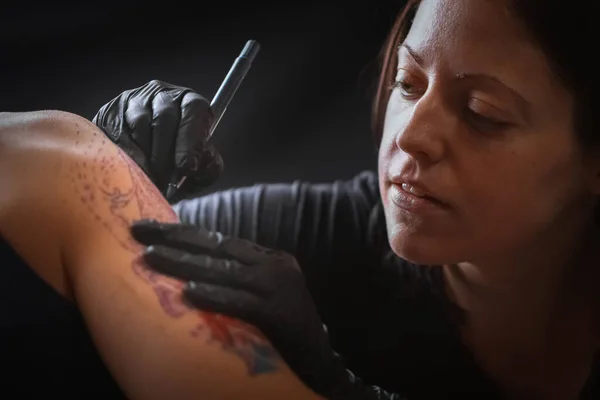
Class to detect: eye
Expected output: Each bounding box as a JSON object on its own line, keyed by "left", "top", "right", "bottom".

{"left": 391, "top": 69, "right": 424, "bottom": 100}
{"left": 394, "top": 80, "right": 417, "bottom": 97}
{"left": 465, "top": 108, "right": 511, "bottom": 131}
{"left": 465, "top": 98, "right": 513, "bottom": 132}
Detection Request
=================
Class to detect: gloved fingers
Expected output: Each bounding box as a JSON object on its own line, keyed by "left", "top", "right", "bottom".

{"left": 137, "top": 79, "right": 180, "bottom": 100}
{"left": 218, "top": 237, "right": 289, "bottom": 266}
{"left": 163, "top": 91, "right": 218, "bottom": 197}
{"left": 143, "top": 245, "right": 262, "bottom": 293}
{"left": 176, "top": 91, "right": 214, "bottom": 166}
{"left": 124, "top": 96, "right": 153, "bottom": 157}
{"left": 131, "top": 221, "right": 228, "bottom": 255}
{"left": 131, "top": 220, "right": 285, "bottom": 266}
{"left": 150, "top": 91, "right": 180, "bottom": 187}
{"left": 123, "top": 80, "right": 180, "bottom": 156}
{"left": 182, "top": 281, "right": 265, "bottom": 325}
{"left": 91, "top": 103, "right": 105, "bottom": 126}
{"left": 92, "top": 93, "right": 130, "bottom": 143}
{"left": 173, "top": 92, "right": 214, "bottom": 178}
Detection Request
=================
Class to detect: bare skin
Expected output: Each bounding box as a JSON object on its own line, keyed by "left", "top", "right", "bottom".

{"left": 0, "top": 110, "right": 323, "bottom": 400}
{"left": 377, "top": 0, "right": 600, "bottom": 398}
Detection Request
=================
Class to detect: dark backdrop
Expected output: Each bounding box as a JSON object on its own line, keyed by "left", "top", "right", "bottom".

{"left": 1, "top": 1, "right": 404, "bottom": 193}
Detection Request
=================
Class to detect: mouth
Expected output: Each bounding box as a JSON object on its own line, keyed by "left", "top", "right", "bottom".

{"left": 400, "top": 182, "right": 429, "bottom": 198}
{"left": 388, "top": 180, "right": 450, "bottom": 214}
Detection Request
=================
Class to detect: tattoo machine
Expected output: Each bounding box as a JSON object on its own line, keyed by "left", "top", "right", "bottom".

{"left": 166, "top": 39, "right": 261, "bottom": 200}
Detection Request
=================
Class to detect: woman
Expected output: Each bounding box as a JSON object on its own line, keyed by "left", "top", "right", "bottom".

{"left": 112, "top": 0, "right": 600, "bottom": 398}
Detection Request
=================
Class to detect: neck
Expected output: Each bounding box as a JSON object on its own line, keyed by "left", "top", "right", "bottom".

{"left": 446, "top": 213, "right": 598, "bottom": 328}
{"left": 443, "top": 214, "right": 600, "bottom": 398}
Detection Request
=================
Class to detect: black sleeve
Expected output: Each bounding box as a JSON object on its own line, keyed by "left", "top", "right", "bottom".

{"left": 173, "top": 170, "right": 381, "bottom": 257}
{"left": 173, "top": 170, "right": 387, "bottom": 308}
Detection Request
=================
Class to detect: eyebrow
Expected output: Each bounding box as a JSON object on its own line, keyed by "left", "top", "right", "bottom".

{"left": 399, "top": 43, "right": 532, "bottom": 123}
{"left": 399, "top": 44, "right": 425, "bottom": 67}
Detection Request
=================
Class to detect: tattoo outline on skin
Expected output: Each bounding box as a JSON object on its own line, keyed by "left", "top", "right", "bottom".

{"left": 67, "top": 130, "right": 280, "bottom": 375}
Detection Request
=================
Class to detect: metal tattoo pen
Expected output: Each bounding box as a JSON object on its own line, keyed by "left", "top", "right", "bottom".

{"left": 166, "top": 39, "right": 261, "bottom": 201}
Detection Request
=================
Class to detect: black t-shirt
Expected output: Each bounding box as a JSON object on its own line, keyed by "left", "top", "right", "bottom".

{"left": 1, "top": 170, "right": 598, "bottom": 398}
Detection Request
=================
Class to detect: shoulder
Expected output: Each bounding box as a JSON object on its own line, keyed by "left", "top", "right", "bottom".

{"left": 0, "top": 111, "right": 102, "bottom": 296}
{"left": 0, "top": 110, "right": 176, "bottom": 297}
{"left": 0, "top": 110, "right": 108, "bottom": 176}
{"left": 0, "top": 110, "right": 92, "bottom": 141}
{"left": 0, "top": 109, "right": 171, "bottom": 221}
{"left": 0, "top": 109, "right": 139, "bottom": 219}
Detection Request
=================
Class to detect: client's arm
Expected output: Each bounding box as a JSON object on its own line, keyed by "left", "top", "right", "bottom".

{"left": 0, "top": 110, "right": 323, "bottom": 400}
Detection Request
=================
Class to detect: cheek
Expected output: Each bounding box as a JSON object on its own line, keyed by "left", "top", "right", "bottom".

{"left": 378, "top": 91, "right": 409, "bottom": 173}
{"left": 464, "top": 145, "right": 588, "bottom": 252}
{"left": 381, "top": 131, "right": 588, "bottom": 264}
{"left": 378, "top": 99, "right": 411, "bottom": 212}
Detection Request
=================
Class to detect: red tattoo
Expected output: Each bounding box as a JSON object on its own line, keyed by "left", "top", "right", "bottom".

{"left": 198, "top": 312, "right": 279, "bottom": 375}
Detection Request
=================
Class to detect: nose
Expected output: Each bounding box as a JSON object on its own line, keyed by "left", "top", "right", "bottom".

{"left": 393, "top": 92, "right": 452, "bottom": 165}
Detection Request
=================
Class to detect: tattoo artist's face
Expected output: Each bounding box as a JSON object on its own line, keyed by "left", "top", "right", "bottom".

{"left": 378, "top": 0, "right": 600, "bottom": 265}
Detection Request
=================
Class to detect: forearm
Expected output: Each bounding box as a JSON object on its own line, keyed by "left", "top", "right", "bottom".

{"left": 173, "top": 173, "right": 380, "bottom": 274}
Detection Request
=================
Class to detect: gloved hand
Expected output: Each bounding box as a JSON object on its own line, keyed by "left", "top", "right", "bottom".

{"left": 130, "top": 220, "right": 406, "bottom": 400}
{"left": 93, "top": 80, "right": 223, "bottom": 201}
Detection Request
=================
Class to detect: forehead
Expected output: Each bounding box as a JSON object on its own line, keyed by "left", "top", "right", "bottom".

{"left": 402, "top": 0, "right": 568, "bottom": 111}
{"left": 405, "top": 0, "right": 532, "bottom": 70}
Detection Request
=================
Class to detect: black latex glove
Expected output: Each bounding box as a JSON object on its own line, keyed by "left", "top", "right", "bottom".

{"left": 93, "top": 80, "right": 223, "bottom": 201}
{"left": 131, "top": 220, "right": 406, "bottom": 400}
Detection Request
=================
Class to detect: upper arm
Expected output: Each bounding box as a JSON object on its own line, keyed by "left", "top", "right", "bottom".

{"left": 0, "top": 111, "right": 322, "bottom": 400}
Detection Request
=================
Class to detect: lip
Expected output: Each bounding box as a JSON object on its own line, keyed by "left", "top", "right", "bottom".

{"left": 388, "top": 177, "right": 450, "bottom": 215}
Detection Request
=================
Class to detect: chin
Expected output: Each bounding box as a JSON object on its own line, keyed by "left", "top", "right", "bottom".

{"left": 386, "top": 225, "right": 466, "bottom": 266}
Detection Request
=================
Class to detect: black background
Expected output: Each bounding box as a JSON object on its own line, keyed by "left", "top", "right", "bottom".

{"left": 1, "top": 1, "right": 404, "bottom": 193}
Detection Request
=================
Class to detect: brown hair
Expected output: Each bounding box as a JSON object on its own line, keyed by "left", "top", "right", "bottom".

{"left": 372, "top": 0, "right": 418, "bottom": 142}
{"left": 371, "top": 0, "right": 600, "bottom": 148}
